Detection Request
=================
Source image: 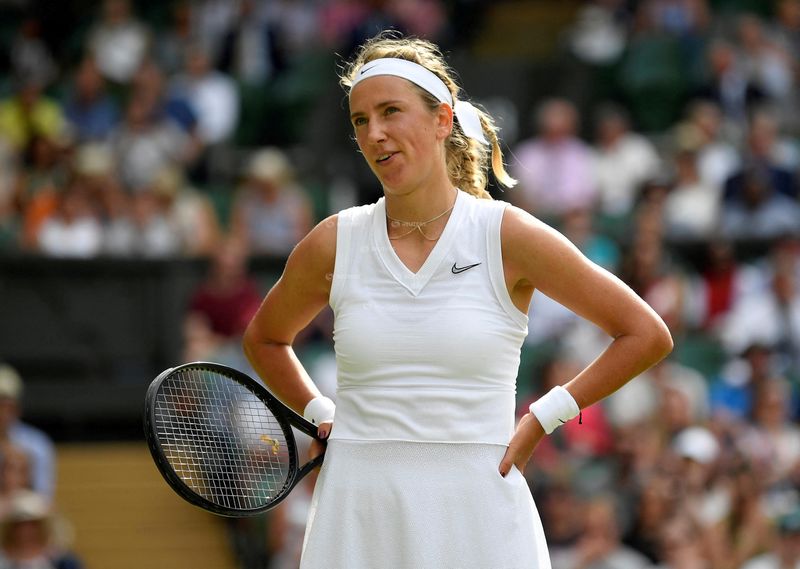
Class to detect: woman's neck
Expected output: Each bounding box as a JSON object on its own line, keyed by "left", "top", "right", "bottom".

{"left": 384, "top": 178, "right": 457, "bottom": 224}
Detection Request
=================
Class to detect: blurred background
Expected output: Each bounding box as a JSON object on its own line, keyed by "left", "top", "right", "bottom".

{"left": 0, "top": 0, "right": 799, "bottom": 567}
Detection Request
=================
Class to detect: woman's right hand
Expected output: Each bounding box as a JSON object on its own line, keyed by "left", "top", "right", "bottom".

{"left": 309, "top": 421, "right": 333, "bottom": 464}
{"left": 498, "top": 413, "right": 545, "bottom": 477}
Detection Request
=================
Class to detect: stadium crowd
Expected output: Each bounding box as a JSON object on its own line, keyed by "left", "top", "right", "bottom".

{"left": 1, "top": 0, "right": 800, "bottom": 567}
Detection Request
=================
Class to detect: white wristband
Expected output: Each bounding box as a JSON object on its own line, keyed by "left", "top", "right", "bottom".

{"left": 529, "top": 385, "right": 580, "bottom": 434}
{"left": 303, "top": 396, "right": 336, "bottom": 425}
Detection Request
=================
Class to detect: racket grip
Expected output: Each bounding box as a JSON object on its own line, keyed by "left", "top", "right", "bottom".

{"left": 298, "top": 449, "right": 326, "bottom": 481}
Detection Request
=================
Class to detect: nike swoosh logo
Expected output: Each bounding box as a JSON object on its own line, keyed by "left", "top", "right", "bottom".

{"left": 451, "top": 262, "right": 482, "bottom": 274}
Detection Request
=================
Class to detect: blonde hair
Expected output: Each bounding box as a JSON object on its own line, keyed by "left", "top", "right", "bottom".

{"left": 340, "top": 33, "right": 516, "bottom": 199}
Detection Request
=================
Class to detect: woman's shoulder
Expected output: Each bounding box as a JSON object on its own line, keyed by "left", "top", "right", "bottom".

{"left": 336, "top": 199, "right": 381, "bottom": 226}
{"left": 287, "top": 214, "right": 338, "bottom": 273}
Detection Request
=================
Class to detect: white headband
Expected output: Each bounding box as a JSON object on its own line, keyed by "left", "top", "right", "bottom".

{"left": 350, "top": 58, "right": 489, "bottom": 145}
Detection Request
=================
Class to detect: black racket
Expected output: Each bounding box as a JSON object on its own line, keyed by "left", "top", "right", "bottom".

{"left": 143, "top": 361, "right": 326, "bottom": 517}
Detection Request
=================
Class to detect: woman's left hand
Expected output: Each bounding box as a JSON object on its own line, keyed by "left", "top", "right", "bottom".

{"left": 498, "top": 413, "right": 545, "bottom": 477}
{"left": 309, "top": 421, "right": 332, "bottom": 465}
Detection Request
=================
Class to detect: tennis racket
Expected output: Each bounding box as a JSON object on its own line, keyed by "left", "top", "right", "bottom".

{"left": 143, "top": 361, "right": 326, "bottom": 517}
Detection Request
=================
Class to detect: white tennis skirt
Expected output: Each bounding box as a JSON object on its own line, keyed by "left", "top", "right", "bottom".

{"left": 300, "top": 440, "right": 551, "bottom": 569}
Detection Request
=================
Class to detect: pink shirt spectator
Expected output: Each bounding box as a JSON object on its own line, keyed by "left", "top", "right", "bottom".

{"left": 512, "top": 138, "right": 597, "bottom": 217}
{"left": 512, "top": 99, "right": 597, "bottom": 218}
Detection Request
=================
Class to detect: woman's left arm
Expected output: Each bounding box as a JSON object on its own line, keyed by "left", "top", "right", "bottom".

{"left": 498, "top": 206, "right": 673, "bottom": 475}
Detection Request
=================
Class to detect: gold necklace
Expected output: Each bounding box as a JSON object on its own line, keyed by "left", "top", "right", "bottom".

{"left": 385, "top": 191, "right": 457, "bottom": 241}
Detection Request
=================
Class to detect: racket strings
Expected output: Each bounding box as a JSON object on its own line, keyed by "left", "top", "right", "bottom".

{"left": 153, "top": 368, "right": 293, "bottom": 511}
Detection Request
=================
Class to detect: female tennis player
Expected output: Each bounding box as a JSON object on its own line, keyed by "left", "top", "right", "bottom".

{"left": 243, "top": 32, "right": 673, "bottom": 569}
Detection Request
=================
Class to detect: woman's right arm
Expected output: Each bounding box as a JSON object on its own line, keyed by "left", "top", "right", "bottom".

{"left": 242, "top": 215, "right": 338, "bottom": 416}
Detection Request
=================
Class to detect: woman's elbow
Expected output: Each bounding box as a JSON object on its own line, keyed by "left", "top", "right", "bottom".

{"left": 646, "top": 316, "right": 674, "bottom": 363}
{"left": 242, "top": 321, "right": 263, "bottom": 362}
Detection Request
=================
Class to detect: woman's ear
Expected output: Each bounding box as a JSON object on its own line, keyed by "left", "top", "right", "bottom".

{"left": 435, "top": 103, "right": 454, "bottom": 141}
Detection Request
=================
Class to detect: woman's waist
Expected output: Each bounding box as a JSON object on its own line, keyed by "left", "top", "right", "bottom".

{"left": 329, "top": 388, "right": 516, "bottom": 445}
{"left": 335, "top": 374, "right": 516, "bottom": 392}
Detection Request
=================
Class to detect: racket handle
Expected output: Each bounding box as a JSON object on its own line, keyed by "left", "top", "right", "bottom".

{"left": 297, "top": 450, "right": 325, "bottom": 481}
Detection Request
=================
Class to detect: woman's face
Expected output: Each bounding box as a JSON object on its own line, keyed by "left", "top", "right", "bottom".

{"left": 349, "top": 75, "right": 451, "bottom": 197}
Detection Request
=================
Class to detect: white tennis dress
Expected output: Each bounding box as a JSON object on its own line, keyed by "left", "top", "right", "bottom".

{"left": 300, "top": 190, "right": 551, "bottom": 569}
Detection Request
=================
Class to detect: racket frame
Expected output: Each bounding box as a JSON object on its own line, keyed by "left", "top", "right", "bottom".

{"left": 144, "top": 361, "right": 325, "bottom": 517}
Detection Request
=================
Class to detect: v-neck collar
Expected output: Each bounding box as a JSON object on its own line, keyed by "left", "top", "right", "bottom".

{"left": 372, "top": 190, "right": 465, "bottom": 296}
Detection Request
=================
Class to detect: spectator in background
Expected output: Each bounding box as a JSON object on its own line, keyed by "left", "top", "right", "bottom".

{"left": 623, "top": 474, "right": 678, "bottom": 563}
{"left": 149, "top": 166, "right": 221, "bottom": 257}
{"left": 65, "top": 142, "right": 141, "bottom": 259}
{"left": 710, "top": 343, "right": 783, "bottom": 424}
{"left": 663, "top": 147, "right": 720, "bottom": 240}
{"left": 170, "top": 44, "right": 239, "bottom": 146}
{"left": 677, "top": 101, "right": 740, "bottom": 193}
{"left": 736, "top": 14, "right": 794, "bottom": 105}
{"left": 773, "top": 0, "right": 800, "bottom": 60}
{"left": 653, "top": 514, "right": 710, "bottom": 569}
{"left": 641, "top": 0, "right": 710, "bottom": 38}
{"left": 617, "top": 3, "right": 690, "bottom": 131}
{"left": 218, "top": 0, "right": 284, "bottom": 87}
{"left": 742, "top": 508, "right": 800, "bottom": 569}
{"left": 132, "top": 60, "right": 200, "bottom": 138}
{"left": 592, "top": 104, "right": 661, "bottom": 219}
{"left": 35, "top": 180, "right": 103, "bottom": 259}
{"left": 187, "top": 239, "right": 262, "bottom": 342}
{"left": 651, "top": 358, "right": 710, "bottom": 428}
{"left": 183, "top": 238, "right": 262, "bottom": 378}
{"left": 0, "top": 446, "right": 32, "bottom": 508}
{"left": 109, "top": 93, "right": 190, "bottom": 191}
{"left": 0, "top": 78, "right": 66, "bottom": 154}
{"left": 121, "top": 190, "right": 183, "bottom": 258}
{"left": 695, "top": 240, "right": 743, "bottom": 331}
{"left": 0, "top": 490, "right": 83, "bottom": 569}
{"left": 14, "top": 135, "right": 67, "bottom": 252}
{"left": 537, "top": 483, "right": 583, "bottom": 561}
{"left": 550, "top": 494, "right": 652, "bottom": 569}
{"left": 8, "top": 17, "right": 58, "bottom": 90}
{"left": 718, "top": 457, "right": 775, "bottom": 568}
{"left": 102, "top": 167, "right": 186, "bottom": 258}
{"left": 86, "top": 0, "right": 151, "bottom": 85}
{"left": 694, "top": 38, "right": 765, "bottom": 125}
{"left": 511, "top": 99, "right": 597, "bottom": 220}
{"left": 748, "top": 108, "right": 800, "bottom": 173}
{"left": 62, "top": 57, "right": 120, "bottom": 144}
{"left": 566, "top": 0, "right": 629, "bottom": 68}
{"left": 154, "top": 0, "right": 197, "bottom": 76}
{"left": 230, "top": 148, "right": 313, "bottom": 256}
{"left": 737, "top": 378, "right": 800, "bottom": 485}
{"left": 771, "top": 0, "right": 800, "bottom": 134}
{"left": 0, "top": 366, "right": 54, "bottom": 501}
{"left": 670, "top": 426, "right": 730, "bottom": 551}
{"left": 186, "top": 0, "right": 241, "bottom": 64}
{"left": 719, "top": 167, "right": 800, "bottom": 242}
{"left": 264, "top": 0, "right": 320, "bottom": 60}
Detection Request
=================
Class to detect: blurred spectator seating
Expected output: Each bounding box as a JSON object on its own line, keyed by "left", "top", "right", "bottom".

{"left": 511, "top": 98, "right": 597, "bottom": 221}
{"left": 230, "top": 148, "right": 313, "bottom": 257}
{"left": 86, "top": 0, "right": 151, "bottom": 86}
{"left": 0, "top": 366, "right": 54, "bottom": 500}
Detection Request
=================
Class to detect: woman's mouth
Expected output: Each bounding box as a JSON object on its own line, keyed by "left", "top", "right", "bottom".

{"left": 376, "top": 152, "right": 397, "bottom": 165}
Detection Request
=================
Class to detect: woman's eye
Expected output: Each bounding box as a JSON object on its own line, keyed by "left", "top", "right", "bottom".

{"left": 385, "top": 107, "right": 399, "bottom": 115}
{"left": 353, "top": 117, "right": 367, "bottom": 127}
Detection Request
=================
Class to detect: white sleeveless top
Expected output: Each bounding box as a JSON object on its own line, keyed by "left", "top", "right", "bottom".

{"left": 328, "top": 190, "right": 528, "bottom": 445}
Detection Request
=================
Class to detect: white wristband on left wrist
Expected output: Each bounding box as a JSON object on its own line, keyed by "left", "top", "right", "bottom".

{"left": 529, "top": 385, "right": 580, "bottom": 435}
{"left": 303, "top": 396, "right": 336, "bottom": 425}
